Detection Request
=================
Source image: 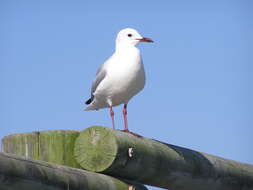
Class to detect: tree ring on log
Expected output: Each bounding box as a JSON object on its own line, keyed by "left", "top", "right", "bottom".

{"left": 74, "top": 126, "right": 118, "bottom": 172}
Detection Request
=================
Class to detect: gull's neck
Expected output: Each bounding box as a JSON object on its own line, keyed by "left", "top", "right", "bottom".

{"left": 115, "top": 43, "right": 138, "bottom": 54}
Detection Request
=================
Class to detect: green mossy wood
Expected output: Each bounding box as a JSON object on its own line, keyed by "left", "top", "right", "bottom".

{"left": 74, "top": 126, "right": 253, "bottom": 190}
{"left": 0, "top": 152, "right": 148, "bottom": 190}
{"left": 2, "top": 130, "right": 80, "bottom": 168}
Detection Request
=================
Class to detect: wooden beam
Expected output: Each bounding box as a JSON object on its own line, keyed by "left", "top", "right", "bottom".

{"left": 74, "top": 126, "right": 253, "bottom": 190}
{"left": 0, "top": 152, "right": 148, "bottom": 190}
{"left": 2, "top": 130, "right": 80, "bottom": 168}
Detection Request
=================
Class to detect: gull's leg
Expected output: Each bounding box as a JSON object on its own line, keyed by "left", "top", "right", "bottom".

{"left": 123, "top": 104, "right": 128, "bottom": 131}
{"left": 122, "top": 104, "right": 142, "bottom": 137}
{"left": 109, "top": 106, "right": 115, "bottom": 130}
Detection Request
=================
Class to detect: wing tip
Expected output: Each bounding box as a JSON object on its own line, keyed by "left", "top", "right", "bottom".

{"left": 85, "top": 98, "right": 92, "bottom": 105}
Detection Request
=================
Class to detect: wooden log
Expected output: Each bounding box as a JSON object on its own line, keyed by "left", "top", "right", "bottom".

{"left": 2, "top": 130, "right": 80, "bottom": 168}
{"left": 0, "top": 152, "right": 148, "bottom": 190}
{"left": 74, "top": 126, "right": 253, "bottom": 190}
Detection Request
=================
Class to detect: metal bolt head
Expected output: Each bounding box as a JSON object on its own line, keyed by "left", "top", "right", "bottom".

{"left": 128, "top": 147, "right": 134, "bottom": 157}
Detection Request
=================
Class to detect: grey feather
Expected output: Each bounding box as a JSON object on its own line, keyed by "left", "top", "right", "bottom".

{"left": 85, "top": 65, "right": 107, "bottom": 105}
{"left": 91, "top": 64, "right": 107, "bottom": 97}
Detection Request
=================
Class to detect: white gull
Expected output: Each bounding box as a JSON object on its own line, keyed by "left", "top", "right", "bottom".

{"left": 85, "top": 28, "right": 153, "bottom": 135}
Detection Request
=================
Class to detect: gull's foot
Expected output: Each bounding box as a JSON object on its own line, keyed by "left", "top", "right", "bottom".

{"left": 121, "top": 129, "right": 142, "bottom": 138}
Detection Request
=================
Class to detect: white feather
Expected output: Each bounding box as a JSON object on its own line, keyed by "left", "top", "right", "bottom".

{"left": 85, "top": 28, "right": 149, "bottom": 111}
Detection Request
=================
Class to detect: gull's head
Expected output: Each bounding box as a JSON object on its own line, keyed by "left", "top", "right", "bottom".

{"left": 116, "top": 28, "right": 153, "bottom": 47}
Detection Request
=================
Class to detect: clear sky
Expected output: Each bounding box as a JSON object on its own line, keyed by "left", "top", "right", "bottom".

{"left": 1, "top": 1, "right": 252, "bottom": 190}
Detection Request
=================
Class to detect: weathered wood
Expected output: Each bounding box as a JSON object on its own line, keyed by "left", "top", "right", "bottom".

{"left": 74, "top": 126, "right": 253, "bottom": 190}
{"left": 2, "top": 130, "right": 80, "bottom": 168}
{"left": 0, "top": 152, "right": 148, "bottom": 190}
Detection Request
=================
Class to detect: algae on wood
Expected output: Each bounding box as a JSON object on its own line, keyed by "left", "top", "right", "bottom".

{"left": 0, "top": 152, "right": 148, "bottom": 190}
{"left": 74, "top": 126, "right": 253, "bottom": 190}
{"left": 2, "top": 130, "right": 80, "bottom": 168}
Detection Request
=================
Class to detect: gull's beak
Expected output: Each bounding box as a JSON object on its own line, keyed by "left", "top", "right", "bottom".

{"left": 137, "top": 37, "right": 154, "bottom": 43}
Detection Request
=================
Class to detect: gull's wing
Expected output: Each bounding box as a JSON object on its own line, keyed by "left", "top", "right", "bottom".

{"left": 85, "top": 63, "right": 107, "bottom": 105}
{"left": 91, "top": 63, "right": 107, "bottom": 96}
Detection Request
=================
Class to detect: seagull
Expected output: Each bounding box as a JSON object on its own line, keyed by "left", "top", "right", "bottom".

{"left": 85, "top": 28, "right": 153, "bottom": 136}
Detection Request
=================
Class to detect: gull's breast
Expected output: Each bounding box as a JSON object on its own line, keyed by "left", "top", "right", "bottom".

{"left": 104, "top": 54, "right": 145, "bottom": 106}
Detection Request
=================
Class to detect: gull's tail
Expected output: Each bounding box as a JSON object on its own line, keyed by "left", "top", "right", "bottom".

{"left": 84, "top": 106, "right": 95, "bottom": 111}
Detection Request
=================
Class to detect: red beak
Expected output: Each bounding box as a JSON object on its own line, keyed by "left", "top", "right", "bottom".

{"left": 137, "top": 37, "right": 154, "bottom": 43}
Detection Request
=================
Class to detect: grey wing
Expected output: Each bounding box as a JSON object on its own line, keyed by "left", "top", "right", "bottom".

{"left": 90, "top": 63, "right": 107, "bottom": 97}
{"left": 85, "top": 64, "right": 107, "bottom": 105}
{"left": 85, "top": 55, "right": 113, "bottom": 105}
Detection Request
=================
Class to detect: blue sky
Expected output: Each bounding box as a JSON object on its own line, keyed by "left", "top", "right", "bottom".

{"left": 1, "top": 1, "right": 252, "bottom": 189}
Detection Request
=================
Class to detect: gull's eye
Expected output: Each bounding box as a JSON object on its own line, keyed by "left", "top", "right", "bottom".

{"left": 127, "top": 34, "right": 132, "bottom": 37}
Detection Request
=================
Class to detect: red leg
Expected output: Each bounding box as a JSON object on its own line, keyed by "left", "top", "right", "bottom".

{"left": 123, "top": 104, "right": 128, "bottom": 131}
{"left": 121, "top": 104, "right": 142, "bottom": 137}
{"left": 109, "top": 106, "right": 115, "bottom": 130}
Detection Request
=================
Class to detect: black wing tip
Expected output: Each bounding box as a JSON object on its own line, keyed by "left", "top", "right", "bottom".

{"left": 85, "top": 96, "right": 94, "bottom": 105}
{"left": 85, "top": 98, "right": 93, "bottom": 105}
